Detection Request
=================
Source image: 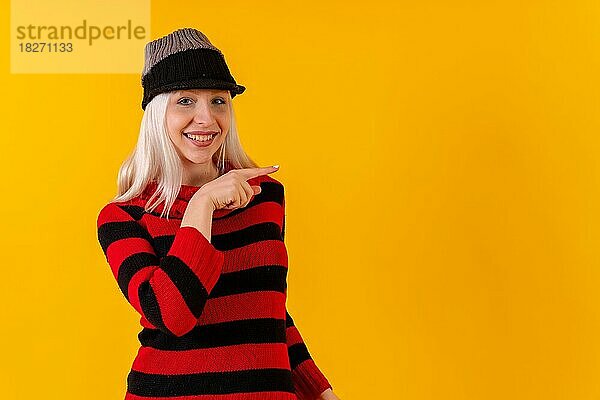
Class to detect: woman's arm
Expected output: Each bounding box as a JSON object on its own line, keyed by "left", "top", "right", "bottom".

{"left": 285, "top": 307, "right": 333, "bottom": 399}
{"left": 97, "top": 201, "right": 223, "bottom": 337}
{"left": 280, "top": 184, "right": 338, "bottom": 399}
{"left": 180, "top": 195, "right": 216, "bottom": 241}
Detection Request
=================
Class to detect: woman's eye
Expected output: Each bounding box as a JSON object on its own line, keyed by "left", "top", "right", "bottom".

{"left": 176, "top": 97, "right": 226, "bottom": 105}
{"left": 177, "top": 97, "right": 193, "bottom": 105}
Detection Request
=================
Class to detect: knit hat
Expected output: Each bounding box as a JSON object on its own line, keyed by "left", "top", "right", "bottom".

{"left": 141, "top": 28, "right": 246, "bottom": 110}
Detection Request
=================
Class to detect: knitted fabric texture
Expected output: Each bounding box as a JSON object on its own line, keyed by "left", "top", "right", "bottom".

{"left": 142, "top": 28, "right": 222, "bottom": 77}
{"left": 141, "top": 28, "right": 245, "bottom": 110}
{"left": 97, "top": 174, "right": 332, "bottom": 400}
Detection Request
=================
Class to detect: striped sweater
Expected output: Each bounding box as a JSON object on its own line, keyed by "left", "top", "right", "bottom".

{"left": 96, "top": 174, "right": 332, "bottom": 400}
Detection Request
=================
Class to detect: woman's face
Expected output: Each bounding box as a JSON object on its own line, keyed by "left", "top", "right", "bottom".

{"left": 166, "top": 88, "right": 231, "bottom": 166}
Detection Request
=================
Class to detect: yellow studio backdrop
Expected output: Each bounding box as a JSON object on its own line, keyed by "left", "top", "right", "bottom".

{"left": 1, "top": 0, "right": 600, "bottom": 399}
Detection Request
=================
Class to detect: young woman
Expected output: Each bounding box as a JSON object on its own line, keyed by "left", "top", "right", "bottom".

{"left": 96, "top": 27, "right": 340, "bottom": 400}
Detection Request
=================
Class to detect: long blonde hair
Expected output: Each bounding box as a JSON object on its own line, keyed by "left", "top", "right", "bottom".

{"left": 111, "top": 90, "right": 259, "bottom": 219}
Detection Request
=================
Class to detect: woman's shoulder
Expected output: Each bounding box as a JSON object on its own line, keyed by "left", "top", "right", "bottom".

{"left": 254, "top": 173, "right": 283, "bottom": 187}
{"left": 97, "top": 198, "right": 147, "bottom": 226}
{"left": 249, "top": 175, "right": 285, "bottom": 212}
{"left": 250, "top": 174, "right": 285, "bottom": 198}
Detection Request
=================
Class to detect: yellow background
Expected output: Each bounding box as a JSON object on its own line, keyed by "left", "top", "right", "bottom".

{"left": 1, "top": 1, "right": 600, "bottom": 399}
{"left": 10, "top": 0, "right": 150, "bottom": 73}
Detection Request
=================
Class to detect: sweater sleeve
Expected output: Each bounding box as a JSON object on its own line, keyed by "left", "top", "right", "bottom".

{"left": 96, "top": 202, "right": 224, "bottom": 337}
{"left": 285, "top": 307, "right": 333, "bottom": 400}
{"left": 281, "top": 204, "right": 333, "bottom": 400}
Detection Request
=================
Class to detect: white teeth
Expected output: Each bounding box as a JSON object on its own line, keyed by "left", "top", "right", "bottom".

{"left": 185, "top": 133, "right": 215, "bottom": 142}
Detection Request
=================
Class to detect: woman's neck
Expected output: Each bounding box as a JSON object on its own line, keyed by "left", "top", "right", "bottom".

{"left": 182, "top": 162, "right": 220, "bottom": 187}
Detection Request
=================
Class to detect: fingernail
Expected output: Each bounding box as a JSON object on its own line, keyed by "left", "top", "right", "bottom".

{"left": 273, "top": 164, "right": 279, "bottom": 168}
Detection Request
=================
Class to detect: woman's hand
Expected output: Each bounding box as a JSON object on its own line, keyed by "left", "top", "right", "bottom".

{"left": 318, "top": 388, "right": 341, "bottom": 400}
{"left": 191, "top": 165, "right": 279, "bottom": 211}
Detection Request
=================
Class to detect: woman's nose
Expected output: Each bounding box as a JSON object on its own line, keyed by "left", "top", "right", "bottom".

{"left": 192, "top": 102, "right": 216, "bottom": 123}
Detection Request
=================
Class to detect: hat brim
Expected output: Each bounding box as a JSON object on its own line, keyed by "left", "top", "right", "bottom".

{"left": 142, "top": 78, "right": 246, "bottom": 109}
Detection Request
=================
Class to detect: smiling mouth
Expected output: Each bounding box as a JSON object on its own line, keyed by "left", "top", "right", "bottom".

{"left": 183, "top": 132, "right": 218, "bottom": 142}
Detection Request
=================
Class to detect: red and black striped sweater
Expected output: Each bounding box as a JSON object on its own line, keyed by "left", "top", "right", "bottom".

{"left": 96, "top": 174, "right": 332, "bottom": 400}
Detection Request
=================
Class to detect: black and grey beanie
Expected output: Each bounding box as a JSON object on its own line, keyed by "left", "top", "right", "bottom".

{"left": 141, "top": 28, "right": 246, "bottom": 110}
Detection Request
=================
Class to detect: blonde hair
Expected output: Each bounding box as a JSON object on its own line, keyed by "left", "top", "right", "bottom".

{"left": 111, "top": 90, "right": 259, "bottom": 219}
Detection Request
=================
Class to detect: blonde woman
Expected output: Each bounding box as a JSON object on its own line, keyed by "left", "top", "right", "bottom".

{"left": 96, "top": 28, "right": 340, "bottom": 400}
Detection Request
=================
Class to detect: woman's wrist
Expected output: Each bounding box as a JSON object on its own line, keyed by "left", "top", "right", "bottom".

{"left": 189, "top": 192, "right": 216, "bottom": 212}
{"left": 180, "top": 196, "right": 216, "bottom": 242}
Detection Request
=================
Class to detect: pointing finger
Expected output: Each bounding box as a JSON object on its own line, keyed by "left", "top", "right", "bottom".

{"left": 235, "top": 165, "right": 280, "bottom": 180}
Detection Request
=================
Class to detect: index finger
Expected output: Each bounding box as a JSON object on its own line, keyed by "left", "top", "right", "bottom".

{"left": 234, "top": 166, "right": 279, "bottom": 180}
